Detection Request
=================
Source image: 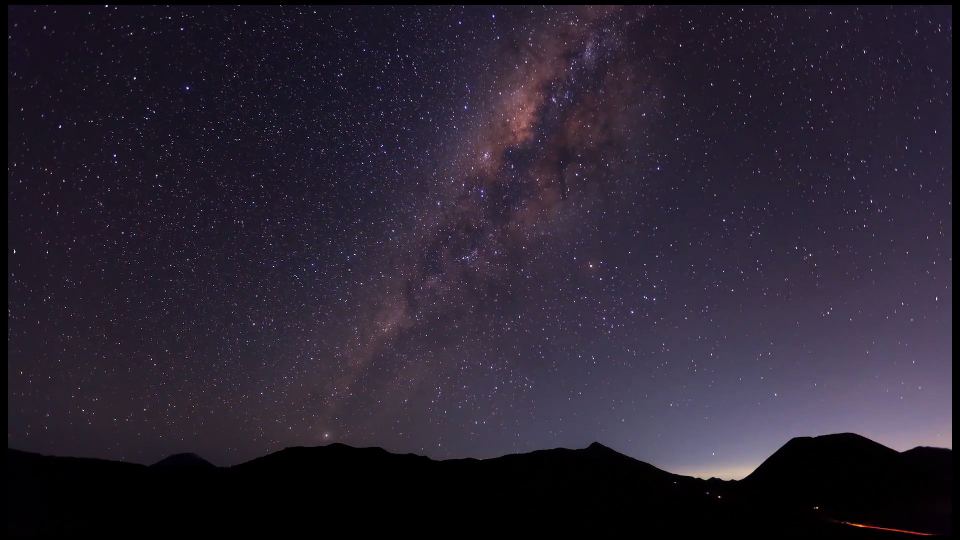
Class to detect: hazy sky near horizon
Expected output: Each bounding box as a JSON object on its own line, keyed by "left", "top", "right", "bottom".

{"left": 8, "top": 6, "right": 951, "bottom": 478}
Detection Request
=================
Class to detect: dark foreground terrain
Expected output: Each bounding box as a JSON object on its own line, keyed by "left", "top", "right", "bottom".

{"left": 7, "top": 433, "right": 951, "bottom": 537}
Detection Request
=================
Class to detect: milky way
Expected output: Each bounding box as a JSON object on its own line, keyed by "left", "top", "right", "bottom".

{"left": 322, "top": 6, "right": 669, "bottom": 432}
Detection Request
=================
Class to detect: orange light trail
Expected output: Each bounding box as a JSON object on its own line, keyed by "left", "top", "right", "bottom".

{"left": 833, "top": 520, "right": 935, "bottom": 536}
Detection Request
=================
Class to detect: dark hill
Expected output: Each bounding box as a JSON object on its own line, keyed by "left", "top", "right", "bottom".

{"left": 151, "top": 452, "right": 216, "bottom": 468}
{"left": 7, "top": 435, "right": 951, "bottom": 537}
{"left": 740, "top": 433, "right": 951, "bottom": 535}
{"left": 902, "top": 446, "right": 952, "bottom": 483}
{"left": 741, "top": 433, "right": 901, "bottom": 491}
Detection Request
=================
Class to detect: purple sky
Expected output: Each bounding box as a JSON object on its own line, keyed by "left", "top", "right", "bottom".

{"left": 8, "top": 6, "right": 951, "bottom": 478}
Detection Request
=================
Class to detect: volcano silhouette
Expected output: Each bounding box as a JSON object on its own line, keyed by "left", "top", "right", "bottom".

{"left": 7, "top": 433, "right": 951, "bottom": 537}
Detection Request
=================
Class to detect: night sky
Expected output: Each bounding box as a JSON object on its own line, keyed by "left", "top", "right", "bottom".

{"left": 8, "top": 6, "right": 952, "bottom": 479}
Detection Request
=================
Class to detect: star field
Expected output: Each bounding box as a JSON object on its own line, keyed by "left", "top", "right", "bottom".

{"left": 7, "top": 6, "right": 952, "bottom": 477}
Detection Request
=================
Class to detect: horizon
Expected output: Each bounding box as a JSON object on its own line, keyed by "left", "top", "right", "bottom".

{"left": 8, "top": 6, "right": 952, "bottom": 481}
{"left": 10, "top": 429, "right": 952, "bottom": 481}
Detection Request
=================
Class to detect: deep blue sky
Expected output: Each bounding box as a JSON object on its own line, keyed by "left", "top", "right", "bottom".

{"left": 8, "top": 6, "right": 952, "bottom": 478}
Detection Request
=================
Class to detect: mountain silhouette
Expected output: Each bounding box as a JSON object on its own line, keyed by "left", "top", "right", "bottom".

{"left": 150, "top": 452, "right": 216, "bottom": 468}
{"left": 7, "top": 434, "right": 951, "bottom": 537}
{"left": 740, "top": 433, "right": 952, "bottom": 535}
